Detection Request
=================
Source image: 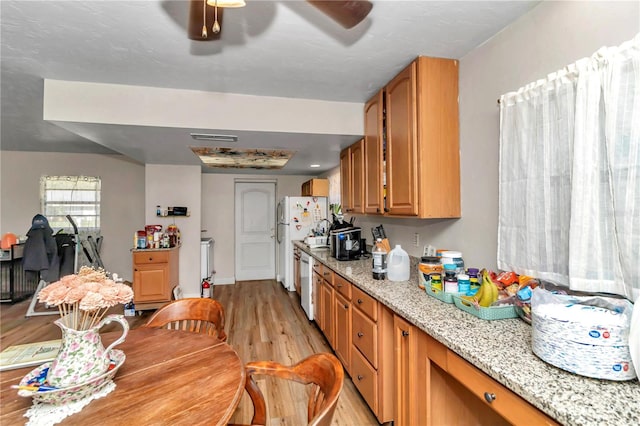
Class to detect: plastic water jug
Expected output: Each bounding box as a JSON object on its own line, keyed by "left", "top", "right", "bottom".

{"left": 387, "top": 245, "right": 410, "bottom": 282}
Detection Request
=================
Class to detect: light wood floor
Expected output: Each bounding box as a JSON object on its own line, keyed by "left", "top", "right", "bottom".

{"left": 0, "top": 280, "right": 379, "bottom": 425}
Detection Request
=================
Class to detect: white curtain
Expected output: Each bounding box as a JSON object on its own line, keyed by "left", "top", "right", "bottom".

{"left": 498, "top": 34, "right": 640, "bottom": 301}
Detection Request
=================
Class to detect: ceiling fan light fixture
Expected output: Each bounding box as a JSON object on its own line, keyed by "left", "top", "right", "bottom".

{"left": 206, "top": 0, "right": 246, "bottom": 8}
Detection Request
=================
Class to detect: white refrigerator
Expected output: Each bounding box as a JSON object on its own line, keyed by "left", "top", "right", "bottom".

{"left": 277, "top": 196, "right": 328, "bottom": 291}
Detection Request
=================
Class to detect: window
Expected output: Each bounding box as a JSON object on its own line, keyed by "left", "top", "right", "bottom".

{"left": 40, "top": 176, "right": 101, "bottom": 231}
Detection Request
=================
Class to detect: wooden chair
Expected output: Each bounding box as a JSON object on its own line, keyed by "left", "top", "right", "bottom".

{"left": 235, "top": 353, "right": 344, "bottom": 426}
{"left": 143, "top": 298, "right": 227, "bottom": 342}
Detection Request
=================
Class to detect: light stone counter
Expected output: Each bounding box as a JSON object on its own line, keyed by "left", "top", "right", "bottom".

{"left": 296, "top": 242, "right": 640, "bottom": 426}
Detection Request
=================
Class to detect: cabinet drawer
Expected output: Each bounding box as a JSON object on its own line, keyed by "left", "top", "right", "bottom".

{"left": 352, "top": 286, "right": 377, "bottom": 321}
{"left": 352, "top": 307, "right": 378, "bottom": 368}
{"left": 334, "top": 274, "right": 351, "bottom": 300}
{"left": 133, "top": 251, "right": 169, "bottom": 264}
{"left": 351, "top": 343, "right": 378, "bottom": 414}
{"left": 312, "top": 262, "right": 323, "bottom": 277}
{"left": 322, "top": 267, "right": 333, "bottom": 286}
{"left": 446, "top": 351, "right": 558, "bottom": 426}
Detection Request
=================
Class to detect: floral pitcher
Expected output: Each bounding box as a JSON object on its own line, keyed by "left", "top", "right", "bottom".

{"left": 46, "top": 314, "right": 129, "bottom": 388}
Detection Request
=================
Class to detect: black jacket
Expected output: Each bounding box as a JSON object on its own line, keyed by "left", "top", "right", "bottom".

{"left": 22, "top": 215, "right": 60, "bottom": 282}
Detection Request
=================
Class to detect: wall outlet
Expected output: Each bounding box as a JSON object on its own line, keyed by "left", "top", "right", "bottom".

{"left": 413, "top": 233, "right": 420, "bottom": 247}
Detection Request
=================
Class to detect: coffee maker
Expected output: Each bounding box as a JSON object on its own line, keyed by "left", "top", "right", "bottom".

{"left": 330, "top": 227, "right": 362, "bottom": 261}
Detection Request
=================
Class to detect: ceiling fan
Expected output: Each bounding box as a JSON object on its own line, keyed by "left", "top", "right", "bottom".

{"left": 188, "top": 0, "right": 373, "bottom": 41}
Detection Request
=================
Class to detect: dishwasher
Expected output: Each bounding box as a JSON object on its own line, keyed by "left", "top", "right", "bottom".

{"left": 300, "top": 252, "right": 314, "bottom": 320}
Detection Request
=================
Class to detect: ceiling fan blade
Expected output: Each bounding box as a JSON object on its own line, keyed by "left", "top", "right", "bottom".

{"left": 306, "top": 1, "right": 373, "bottom": 29}
{"left": 188, "top": 0, "right": 224, "bottom": 41}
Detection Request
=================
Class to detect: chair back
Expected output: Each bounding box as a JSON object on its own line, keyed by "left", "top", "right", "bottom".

{"left": 242, "top": 353, "right": 344, "bottom": 426}
{"left": 143, "top": 298, "right": 227, "bottom": 341}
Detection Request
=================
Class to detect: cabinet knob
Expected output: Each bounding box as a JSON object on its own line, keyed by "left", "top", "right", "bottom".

{"left": 357, "top": 298, "right": 363, "bottom": 304}
{"left": 484, "top": 392, "right": 496, "bottom": 403}
{"left": 357, "top": 375, "right": 364, "bottom": 381}
{"left": 384, "top": 208, "right": 390, "bottom": 213}
{"left": 357, "top": 332, "right": 364, "bottom": 338}
{"left": 148, "top": 257, "right": 153, "bottom": 261}
{"left": 402, "top": 330, "right": 409, "bottom": 337}
{"left": 344, "top": 304, "right": 349, "bottom": 309}
{"left": 323, "top": 272, "right": 330, "bottom": 276}
{"left": 376, "top": 208, "right": 380, "bottom": 213}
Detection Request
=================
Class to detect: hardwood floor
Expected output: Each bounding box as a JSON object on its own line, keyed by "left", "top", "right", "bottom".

{"left": 215, "top": 280, "right": 379, "bottom": 426}
{"left": 0, "top": 280, "right": 379, "bottom": 425}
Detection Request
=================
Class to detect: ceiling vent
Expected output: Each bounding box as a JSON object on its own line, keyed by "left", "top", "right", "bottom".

{"left": 190, "top": 133, "right": 238, "bottom": 142}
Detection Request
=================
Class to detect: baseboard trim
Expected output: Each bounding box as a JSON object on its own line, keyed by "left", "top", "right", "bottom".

{"left": 214, "top": 277, "right": 235, "bottom": 285}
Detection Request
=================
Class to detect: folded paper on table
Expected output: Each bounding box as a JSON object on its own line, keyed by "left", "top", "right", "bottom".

{"left": 0, "top": 340, "right": 61, "bottom": 372}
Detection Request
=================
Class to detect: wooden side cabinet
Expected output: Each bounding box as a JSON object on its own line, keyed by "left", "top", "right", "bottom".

{"left": 393, "top": 314, "right": 558, "bottom": 426}
{"left": 132, "top": 246, "right": 179, "bottom": 311}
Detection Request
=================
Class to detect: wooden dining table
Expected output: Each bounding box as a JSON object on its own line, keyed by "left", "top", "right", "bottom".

{"left": 0, "top": 327, "right": 246, "bottom": 425}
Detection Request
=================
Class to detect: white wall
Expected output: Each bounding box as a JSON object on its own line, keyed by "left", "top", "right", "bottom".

{"left": 145, "top": 165, "right": 202, "bottom": 297}
{"left": 201, "top": 173, "right": 312, "bottom": 284}
{"left": 353, "top": 1, "right": 639, "bottom": 270}
{"left": 0, "top": 151, "right": 145, "bottom": 280}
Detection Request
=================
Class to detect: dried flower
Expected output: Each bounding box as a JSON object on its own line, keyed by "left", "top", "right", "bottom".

{"left": 37, "top": 267, "right": 133, "bottom": 330}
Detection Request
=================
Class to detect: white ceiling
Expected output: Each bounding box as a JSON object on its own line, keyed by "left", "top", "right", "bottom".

{"left": 0, "top": 0, "right": 540, "bottom": 175}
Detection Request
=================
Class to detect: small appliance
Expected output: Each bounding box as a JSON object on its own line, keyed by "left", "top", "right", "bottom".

{"left": 330, "top": 227, "right": 362, "bottom": 261}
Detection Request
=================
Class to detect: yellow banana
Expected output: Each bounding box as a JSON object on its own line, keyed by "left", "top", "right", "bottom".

{"left": 478, "top": 271, "right": 498, "bottom": 307}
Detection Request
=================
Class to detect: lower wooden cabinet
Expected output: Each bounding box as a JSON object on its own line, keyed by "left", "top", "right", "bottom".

{"left": 334, "top": 291, "right": 351, "bottom": 372}
{"left": 320, "top": 279, "right": 334, "bottom": 348}
{"left": 293, "top": 248, "right": 301, "bottom": 296}
{"left": 393, "top": 314, "right": 558, "bottom": 426}
{"left": 132, "top": 247, "right": 179, "bottom": 311}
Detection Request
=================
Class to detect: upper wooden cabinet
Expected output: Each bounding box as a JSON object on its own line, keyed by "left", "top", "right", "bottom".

{"left": 364, "top": 90, "right": 384, "bottom": 214}
{"left": 361, "top": 56, "right": 461, "bottom": 218}
{"left": 340, "top": 139, "right": 365, "bottom": 214}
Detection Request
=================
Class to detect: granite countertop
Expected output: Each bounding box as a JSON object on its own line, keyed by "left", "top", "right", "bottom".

{"left": 295, "top": 242, "right": 640, "bottom": 426}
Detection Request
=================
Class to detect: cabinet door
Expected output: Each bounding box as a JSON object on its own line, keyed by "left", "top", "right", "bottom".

{"left": 364, "top": 90, "right": 384, "bottom": 214}
{"left": 386, "top": 61, "right": 419, "bottom": 216}
{"left": 133, "top": 264, "right": 169, "bottom": 303}
{"left": 340, "top": 146, "right": 353, "bottom": 213}
{"left": 313, "top": 272, "right": 323, "bottom": 327}
{"left": 334, "top": 292, "right": 352, "bottom": 372}
{"left": 321, "top": 280, "right": 334, "bottom": 348}
{"left": 351, "top": 139, "right": 365, "bottom": 214}
{"left": 293, "top": 252, "right": 301, "bottom": 296}
{"left": 394, "top": 315, "right": 417, "bottom": 426}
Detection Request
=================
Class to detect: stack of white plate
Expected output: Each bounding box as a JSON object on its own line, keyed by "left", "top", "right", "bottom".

{"left": 531, "top": 289, "right": 636, "bottom": 381}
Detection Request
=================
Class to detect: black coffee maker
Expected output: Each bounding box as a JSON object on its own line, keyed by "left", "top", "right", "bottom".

{"left": 330, "top": 227, "right": 362, "bottom": 260}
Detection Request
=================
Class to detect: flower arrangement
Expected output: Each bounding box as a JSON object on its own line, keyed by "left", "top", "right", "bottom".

{"left": 38, "top": 266, "right": 134, "bottom": 331}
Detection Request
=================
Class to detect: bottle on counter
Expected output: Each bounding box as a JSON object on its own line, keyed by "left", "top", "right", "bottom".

{"left": 443, "top": 263, "right": 459, "bottom": 293}
{"left": 372, "top": 238, "right": 387, "bottom": 280}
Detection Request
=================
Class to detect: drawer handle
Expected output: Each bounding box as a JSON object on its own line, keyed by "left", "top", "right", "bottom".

{"left": 337, "top": 283, "right": 342, "bottom": 288}
{"left": 357, "top": 375, "right": 364, "bottom": 381}
{"left": 402, "top": 330, "right": 409, "bottom": 337}
{"left": 357, "top": 298, "right": 363, "bottom": 304}
{"left": 484, "top": 392, "right": 496, "bottom": 403}
{"left": 357, "top": 332, "right": 364, "bottom": 338}
{"left": 323, "top": 271, "right": 330, "bottom": 276}
{"left": 376, "top": 208, "right": 380, "bottom": 213}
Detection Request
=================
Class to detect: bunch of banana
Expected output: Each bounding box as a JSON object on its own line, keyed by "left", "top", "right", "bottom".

{"left": 460, "top": 270, "right": 499, "bottom": 308}
{"left": 478, "top": 270, "right": 499, "bottom": 307}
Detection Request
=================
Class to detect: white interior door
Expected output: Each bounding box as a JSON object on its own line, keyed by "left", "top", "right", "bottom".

{"left": 235, "top": 182, "right": 276, "bottom": 281}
